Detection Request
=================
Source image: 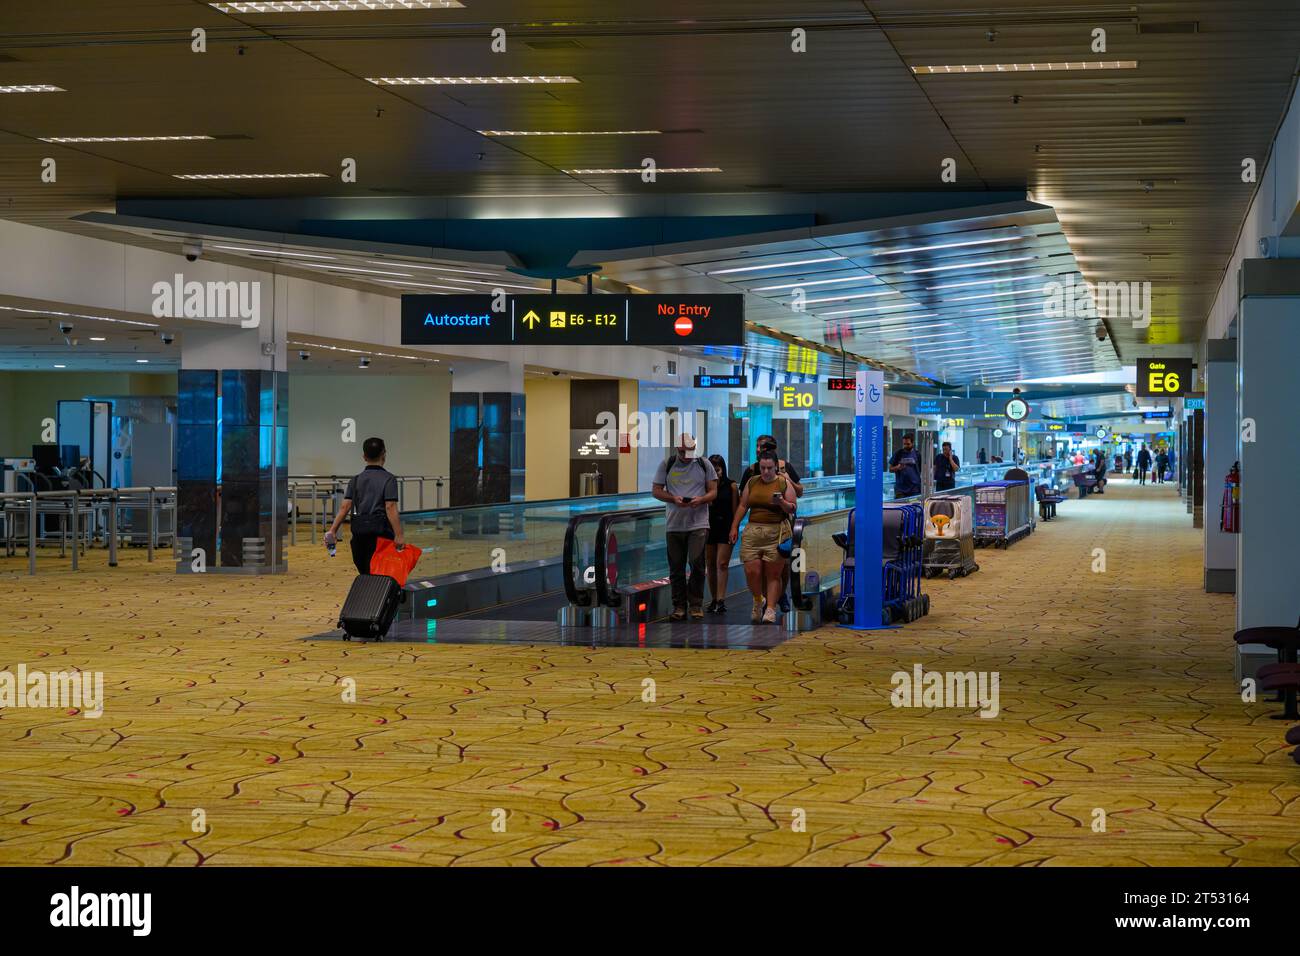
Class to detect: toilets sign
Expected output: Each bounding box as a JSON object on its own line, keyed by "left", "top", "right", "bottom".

{"left": 401, "top": 293, "right": 744, "bottom": 346}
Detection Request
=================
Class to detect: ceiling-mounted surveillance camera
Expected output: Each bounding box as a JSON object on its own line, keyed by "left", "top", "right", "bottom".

{"left": 298, "top": 350, "right": 310, "bottom": 361}
{"left": 551, "top": 369, "right": 561, "bottom": 376}
{"left": 358, "top": 356, "right": 371, "bottom": 368}
{"left": 182, "top": 241, "right": 203, "bottom": 262}
{"left": 58, "top": 321, "right": 73, "bottom": 335}
{"left": 160, "top": 332, "right": 175, "bottom": 345}
{"left": 1095, "top": 323, "right": 1109, "bottom": 341}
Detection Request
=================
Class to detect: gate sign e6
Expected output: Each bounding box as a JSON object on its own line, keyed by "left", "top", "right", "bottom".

{"left": 1137, "top": 358, "right": 1194, "bottom": 398}
{"left": 777, "top": 383, "right": 817, "bottom": 410}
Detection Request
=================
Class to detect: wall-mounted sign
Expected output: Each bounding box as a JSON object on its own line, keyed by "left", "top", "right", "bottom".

{"left": 1184, "top": 396, "right": 1205, "bottom": 411}
{"left": 944, "top": 418, "right": 967, "bottom": 427}
{"left": 571, "top": 429, "right": 616, "bottom": 460}
{"left": 1143, "top": 410, "right": 1173, "bottom": 420}
{"left": 826, "top": 377, "right": 856, "bottom": 391}
{"left": 1004, "top": 398, "right": 1030, "bottom": 422}
{"left": 401, "top": 294, "right": 745, "bottom": 346}
{"left": 777, "top": 383, "right": 817, "bottom": 410}
{"left": 993, "top": 428, "right": 1004, "bottom": 438}
{"left": 694, "top": 374, "right": 747, "bottom": 389}
{"left": 1136, "top": 357, "right": 1194, "bottom": 398}
{"left": 1095, "top": 426, "right": 1109, "bottom": 439}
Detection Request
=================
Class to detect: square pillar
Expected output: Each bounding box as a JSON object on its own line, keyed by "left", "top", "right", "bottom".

{"left": 1203, "top": 339, "right": 1236, "bottom": 592}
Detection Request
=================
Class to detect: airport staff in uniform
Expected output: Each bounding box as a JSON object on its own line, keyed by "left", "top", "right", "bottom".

{"left": 324, "top": 437, "right": 405, "bottom": 575}
{"left": 889, "top": 433, "right": 922, "bottom": 498}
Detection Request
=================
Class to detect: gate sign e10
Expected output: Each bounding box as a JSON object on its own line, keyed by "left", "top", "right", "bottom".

{"left": 778, "top": 383, "right": 817, "bottom": 410}
{"left": 1137, "top": 358, "right": 1194, "bottom": 398}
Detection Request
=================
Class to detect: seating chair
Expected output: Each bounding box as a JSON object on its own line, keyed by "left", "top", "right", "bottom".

{"left": 1234, "top": 616, "right": 1300, "bottom": 720}
{"left": 1034, "top": 483, "right": 1065, "bottom": 520}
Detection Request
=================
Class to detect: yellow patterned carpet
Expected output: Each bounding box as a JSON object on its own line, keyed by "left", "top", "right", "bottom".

{"left": 1, "top": 479, "right": 1295, "bottom": 866}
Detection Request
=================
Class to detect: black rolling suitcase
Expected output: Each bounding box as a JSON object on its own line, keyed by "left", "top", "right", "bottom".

{"left": 338, "top": 574, "right": 402, "bottom": 641}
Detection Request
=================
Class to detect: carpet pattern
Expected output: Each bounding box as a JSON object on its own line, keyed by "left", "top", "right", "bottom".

{"left": 1, "top": 480, "right": 1296, "bottom": 866}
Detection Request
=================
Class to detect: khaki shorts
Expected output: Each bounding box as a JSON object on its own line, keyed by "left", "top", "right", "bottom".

{"left": 740, "top": 521, "right": 789, "bottom": 563}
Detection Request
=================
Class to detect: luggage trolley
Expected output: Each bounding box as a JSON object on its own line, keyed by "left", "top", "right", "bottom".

{"left": 923, "top": 495, "right": 979, "bottom": 578}
{"left": 973, "top": 480, "right": 1033, "bottom": 548}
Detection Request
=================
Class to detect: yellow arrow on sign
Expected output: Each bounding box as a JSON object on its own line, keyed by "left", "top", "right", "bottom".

{"left": 521, "top": 310, "right": 540, "bottom": 330}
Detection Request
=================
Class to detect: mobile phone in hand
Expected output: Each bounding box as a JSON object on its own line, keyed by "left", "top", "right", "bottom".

{"left": 680, "top": 496, "right": 693, "bottom": 504}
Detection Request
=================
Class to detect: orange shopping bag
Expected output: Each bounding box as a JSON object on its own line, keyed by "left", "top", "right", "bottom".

{"left": 369, "top": 538, "right": 421, "bottom": 586}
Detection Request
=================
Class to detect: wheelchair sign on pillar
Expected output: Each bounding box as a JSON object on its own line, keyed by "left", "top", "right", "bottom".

{"left": 848, "top": 369, "right": 893, "bottom": 630}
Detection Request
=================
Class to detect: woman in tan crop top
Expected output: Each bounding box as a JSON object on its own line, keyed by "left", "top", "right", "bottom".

{"left": 729, "top": 451, "right": 797, "bottom": 624}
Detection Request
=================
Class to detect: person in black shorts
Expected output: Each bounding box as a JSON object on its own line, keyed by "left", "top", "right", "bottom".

{"left": 705, "top": 455, "right": 739, "bottom": 614}
{"left": 324, "top": 436, "right": 406, "bottom": 574}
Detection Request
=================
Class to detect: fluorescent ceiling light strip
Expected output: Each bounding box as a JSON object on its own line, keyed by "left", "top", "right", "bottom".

{"left": 42, "top": 135, "right": 213, "bottom": 143}
{"left": 806, "top": 290, "right": 900, "bottom": 305}
{"left": 944, "top": 288, "right": 1043, "bottom": 303}
{"left": 368, "top": 76, "right": 578, "bottom": 86}
{"left": 299, "top": 263, "right": 413, "bottom": 278}
{"left": 816, "top": 302, "right": 925, "bottom": 318}
{"left": 174, "top": 172, "right": 326, "bottom": 180}
{"left": 364, "top": 260, "right": 497, "bottom": 276}
{"left": 375, "top": 280, "right": 476, "bottom": 293}
{"left": 479, "top": 129, "right": 660, "bottom": 136}
{"left": 212, "top": 1, "right": 462, "bottom": 11}
{"left": 906, "top": 256, "right": 1035, "bottom": 275}
{"left": 708, "top": 256, "right": 845, "bottom": 276}
{"left": 970, "top": 303, "right": 1056, "bottom": 319}
{"left": 564, "top": 167, "right": 721, "bottom": 174}
{"left": 211, "top": 244, "right": 336, "bottom": 260}
{"left": 432, "top": 276, "right": 549, "bottom": 291}
{"left": 752, "top": 274, "right": 878, "bottom": 292}
{"left": 0, "top": 305, "right": 158, "bottom": 328}
{"left": 926, "top": 273, "right": 1049, "bottom": 291}
{"left": 912, "top": 61, "right": 1138, "bottom": 75}
{"left": 0, "top": 85, "right": 64, "bottom": 94}
{"left": 872, "top": 236, "right": 1022, "bottom": 257}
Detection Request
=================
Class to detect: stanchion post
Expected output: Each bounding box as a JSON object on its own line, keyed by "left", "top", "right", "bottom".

{"left": 147, "top": 488, "right": 156, "bottom": 562}
{"left": 71, "top": 492, "right": 80, "bottom": 571}
{"left": 108, "top": 492, "right": 118, "bottom": 567}
{"left": 28, "top": 494, "right": 37, "bottom": 576}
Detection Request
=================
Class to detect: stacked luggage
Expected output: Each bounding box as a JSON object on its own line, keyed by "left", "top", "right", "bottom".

{"left": 833, "top": 504, "right": 930, "bottom": 626}
{"left": 923, "top": 495, "right": 979, "bottom": 579}
{"left": 973, "top": 480, "right": 1033, "bottom": 548}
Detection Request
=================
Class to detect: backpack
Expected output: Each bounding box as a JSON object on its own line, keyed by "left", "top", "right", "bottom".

{"left": 666, "top": 455, "right": 709, "bottom": 478}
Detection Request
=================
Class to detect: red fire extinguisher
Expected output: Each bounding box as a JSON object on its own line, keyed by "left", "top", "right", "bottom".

{"left": 1220, "top": 461, "right": 1240, "bottom": 533}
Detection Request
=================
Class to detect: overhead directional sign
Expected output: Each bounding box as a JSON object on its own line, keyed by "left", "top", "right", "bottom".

{"left": 778, "top": 383, "right": 817, "bottom": 410}
{"left": 909, "top": 397, "right": 991, "bottom": 416}
{"left": 1136, "top": 357, "right": 1194, "bottom": 398}
{"left": 401, "top": 294, "right": 744, "bottom": 346}
{"left": 694, "top": 374, "right": 746, "bottom": 388}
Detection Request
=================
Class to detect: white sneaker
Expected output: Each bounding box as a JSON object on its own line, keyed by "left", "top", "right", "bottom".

{"left": 761, "top": 607, "right": 777, "bottom": 625}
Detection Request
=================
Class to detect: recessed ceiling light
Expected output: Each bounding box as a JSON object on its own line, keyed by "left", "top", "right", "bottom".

{"left": 212, "top": 1, "right": 462, "bottom": 11}
{"left": 564, "top": 167, "right": 721, "bottom": 175}
{"left": 41, "top": 135, "right": 213, "bottom": 143}
{"left": 479, "top": 129, "right": 661, "bottom": 136}
{"left": 926, "top": 273, "right": 1047, "bottom": 291}
{"left": 54, "top": 364, "right": 66, "bottom": 368}
{"left": 0, "top": 84, "right": 64, "bottom": 94}
{"left": 0, "top": 305, "right": 157, "bottom": 328}
{"left": 911, "top": 61, "right": 1137, "bottom": 75}
{"left": 89, "top": 336, "right": 106, "bottom": 341}
{"left": 805, "top": 290, "right": 900, "bottom": 305}
{"left": 304, "top": 264, "right": 413, "bottom": 278}
{"left": 816, "top": 302, "right": 926, "bottom": 318}
{"left": 136, "top": 359, "right": 149, "bottom": 364}
{"left": 211, "top": 244, "right": 336, "bottom": 260}
{"left": 944, "top": 288, "right": 1044, "bottom": 303}
{"left": 173, "top": 172, "right": 327, "bottom": 180}
{"left": 906, "top": 256, "right": 1036, "bottom": 275}
{"left": 375, "top": 280, "right": 477, "bottom": 293}
{"left": 368, "top": 76, "right": 578, "bottom": 86}
{"left": 872, "top": 236, "right": 1023, "bottom": 256}
{"left": 708, "top": 256, "right": 846, "bottom": 276}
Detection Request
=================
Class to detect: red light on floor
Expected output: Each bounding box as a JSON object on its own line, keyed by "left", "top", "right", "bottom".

{"left": 638, "top": 603, "right": 647, "bottom": 612}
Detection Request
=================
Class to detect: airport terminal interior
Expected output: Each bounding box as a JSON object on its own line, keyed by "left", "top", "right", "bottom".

{"left": 1, "top": 1, "right": 1299, "bottom": 872}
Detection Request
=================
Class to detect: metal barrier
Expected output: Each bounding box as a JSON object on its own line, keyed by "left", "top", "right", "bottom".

{"left": 287, "top": 475, "right": 448, "bottom": 546}
{"left": 0, "top": 487, "right": 177, "bottom": 575}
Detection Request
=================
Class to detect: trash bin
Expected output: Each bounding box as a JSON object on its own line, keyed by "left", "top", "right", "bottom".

{"left": 579, "top": 471, "right": 603, "bottom": 497}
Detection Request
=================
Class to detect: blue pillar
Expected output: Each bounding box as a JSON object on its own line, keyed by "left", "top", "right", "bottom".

{"left": 850, "top": 370, "right": 888, "bottom": 630}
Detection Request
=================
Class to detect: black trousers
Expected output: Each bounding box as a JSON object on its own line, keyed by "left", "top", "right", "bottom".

{"left": 350, "top": 532, "right": 393, "bottom": 575}
{"left": 935, "top": 479, "right": 956, "bottom": 491}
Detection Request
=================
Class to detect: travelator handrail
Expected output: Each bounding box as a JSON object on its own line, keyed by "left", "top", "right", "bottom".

{"left": 594, "top": 507, "right": 663, "bottom": 608}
